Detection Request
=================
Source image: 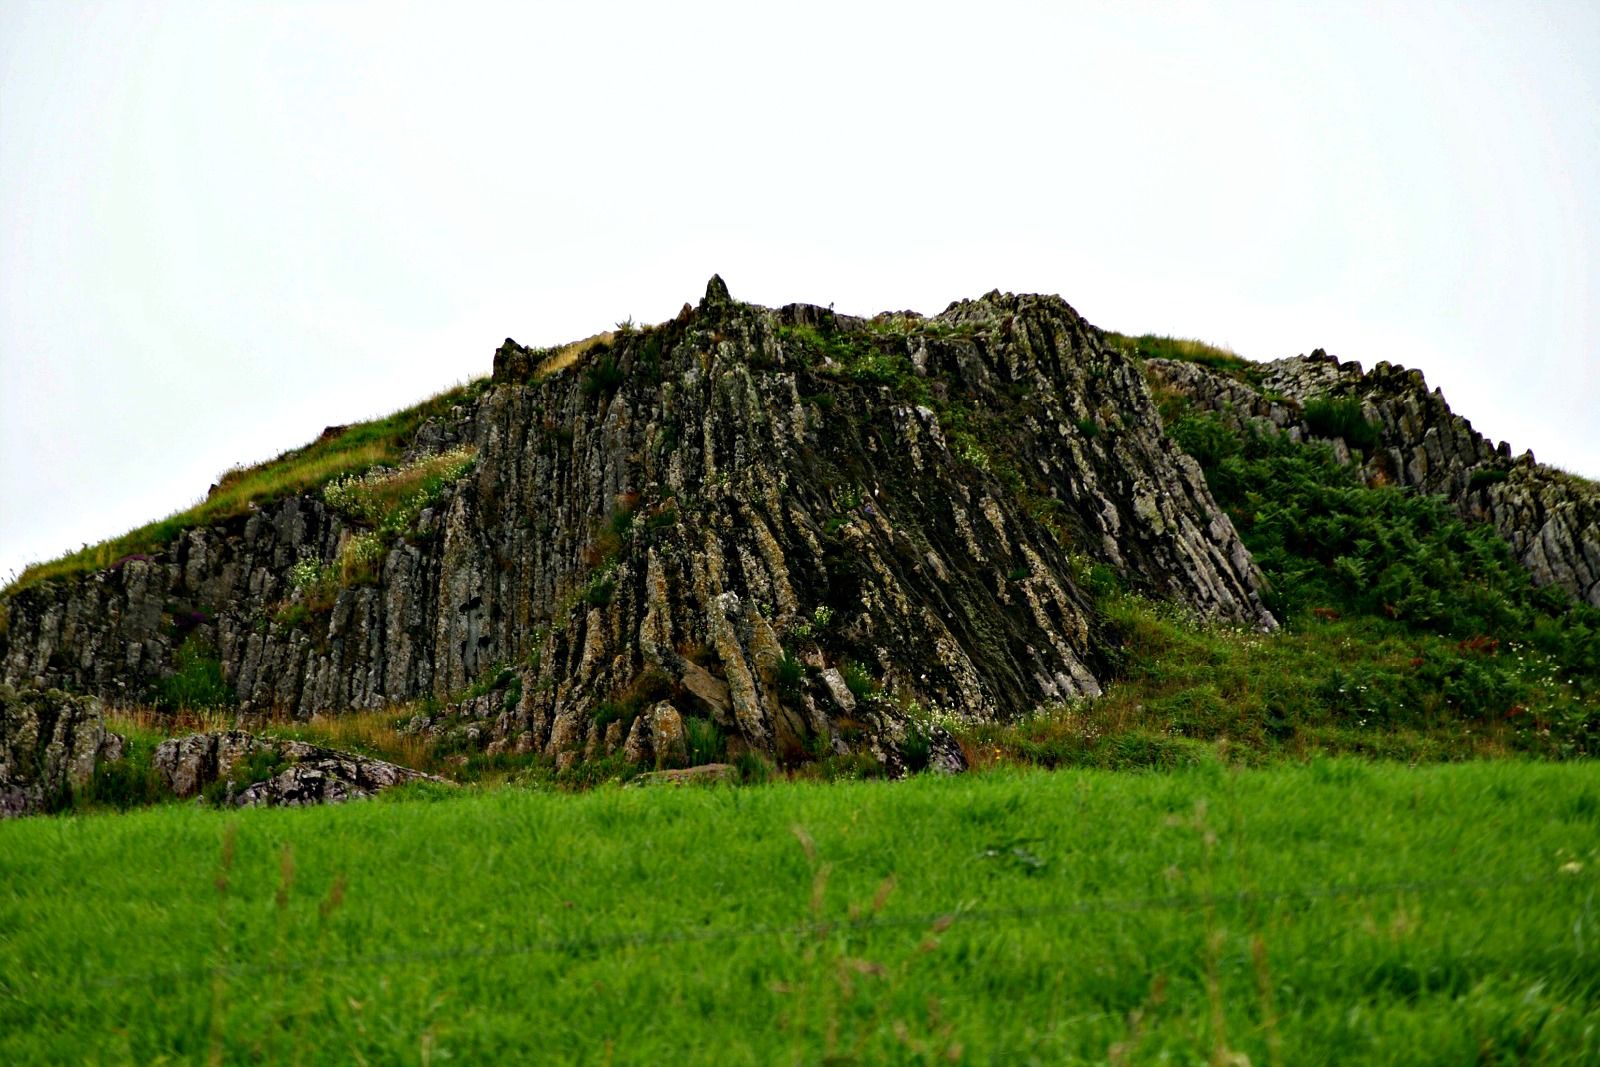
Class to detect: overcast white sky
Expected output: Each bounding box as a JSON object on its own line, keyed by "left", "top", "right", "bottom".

{"left": 2, "top": 0, "right": 1597, "bottom": 582}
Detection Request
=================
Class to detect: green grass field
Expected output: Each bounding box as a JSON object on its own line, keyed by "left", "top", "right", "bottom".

{"left": 3, "top": 761, "right": 1597, "bottom": 1065}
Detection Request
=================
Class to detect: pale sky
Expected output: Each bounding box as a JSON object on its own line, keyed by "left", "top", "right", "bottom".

{"left": 3, "top": 0, "right": 1597, "bottom": 583}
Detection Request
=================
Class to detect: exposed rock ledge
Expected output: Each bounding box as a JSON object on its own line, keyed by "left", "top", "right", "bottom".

{"left": 1, "top": 684, "right": 124, "bottom": 818}
{"left": 153, "top": 730, "right": 446, "bottom": 807}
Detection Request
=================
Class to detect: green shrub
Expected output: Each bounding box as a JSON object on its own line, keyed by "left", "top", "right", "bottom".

{"left": 155, "top": 636, "right": 233, "bottom": 711}
{"left": 581, "top": 350, "right": 625, "bottom": 398}
{"left": 555, "top": 753, "right": 638, "bottom": 789}
{"left": 322, "top": 446, "right": 476, "bottom": 537}
{"left": 1302, "top": 396, "right": 1380, "bottom": 453}
{"left": 775, "top": 651, "right": 806, "bottom": 700}
{"left": 899, "top": 720, "right": 932, "bottom": 773}
{"left": 685, "top": 717, "right": 726, "bottom": 765}
{"left": 583, "top": 576, "right": 615, "bottom": 608}
{"left": 806, "top": 751, "right": 886, "bottom": 780}
{"left": 1168, "top": 414, "right": 1242, "bottom": 468}
{"left": 273, "top": 602, "right": 312, "bottom": 629}
{"left": 591, "top": 701, "right": 630, "bottom": 731}
{"left": 80, "top": 740, "right": 165, "bottom": 811}
{"left": 839, "top": 660, "right": 879, "bottom": 701}
{"left": 733, "top": 749, "right": 775, "bottom": 784}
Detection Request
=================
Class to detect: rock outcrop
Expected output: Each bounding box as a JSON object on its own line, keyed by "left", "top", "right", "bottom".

{"left": 153, "top": 730, "right": 443, "bottom": 807}
{"left": 2, "top": 281, "right": 1274, "bottom": 762}
{"left": 1146, "top": 351, "right": 1600, "bottom": 607}
{"left": 0, "top": 684, "right": 124, "bottom": 817}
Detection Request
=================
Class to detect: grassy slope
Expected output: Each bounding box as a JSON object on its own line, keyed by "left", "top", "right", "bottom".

{"left": 3, "top": 762, "right": 1597, "bottom": 1064}
{"left": 2, "top": 379, "right": 487, "bottom": 598}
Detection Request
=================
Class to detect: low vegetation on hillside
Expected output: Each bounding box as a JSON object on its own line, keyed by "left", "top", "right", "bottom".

{"left": 2, "top": 379, "right": 488, "bottom": 598}
{"left": 968, "top": 389, "right": 1598, "bottom": 769}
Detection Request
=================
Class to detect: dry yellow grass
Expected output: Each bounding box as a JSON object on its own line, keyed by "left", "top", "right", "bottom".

{"left": 534, "top": 331, "right": 615, "bottom": 378}
{"left": 108, "top": 703, "right": 441, "bottom": 773}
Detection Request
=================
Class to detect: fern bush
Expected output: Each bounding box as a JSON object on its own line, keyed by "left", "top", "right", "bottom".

{"left": 1161, "top": 414, "right": 1599, "bottom": 753}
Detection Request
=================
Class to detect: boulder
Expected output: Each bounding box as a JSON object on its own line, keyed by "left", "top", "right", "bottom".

{"left": 649, "top": 702, "right": 688, "bottom": 768}
{"left": 152, "top": 730, "right": 446, "bottom": 807}
{"left": 0, "top": 684, "right": 123, "bottom": 817}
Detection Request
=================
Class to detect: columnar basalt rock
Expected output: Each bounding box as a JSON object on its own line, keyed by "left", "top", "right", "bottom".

{"left": 2, "top": 281, "right": 1274, "bottom": 762}
{"left": 0, "top": 684, "right": 123, "bottom": 817}
{"left": 1146, "top": 350, "right": 1600, "bottom": 606}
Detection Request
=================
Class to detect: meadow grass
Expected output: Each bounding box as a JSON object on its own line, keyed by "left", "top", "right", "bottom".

{"left": 2, "top": 761, "right": 1596, "bottom": 1064}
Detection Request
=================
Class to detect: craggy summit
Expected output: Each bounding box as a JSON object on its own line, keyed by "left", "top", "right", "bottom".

{"left": 2, "top": 279, "right": 1274, "bottom": 766}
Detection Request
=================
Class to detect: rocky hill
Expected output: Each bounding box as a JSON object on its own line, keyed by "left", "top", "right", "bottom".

{"left": 2, "top": 280, "right": 1593, "bottom": 769}
{"left": 1144, "top": 350, "right": 1600, "bottom": 606}
{"left": 2, "top": 280, "right": 1277, "bottom": 765}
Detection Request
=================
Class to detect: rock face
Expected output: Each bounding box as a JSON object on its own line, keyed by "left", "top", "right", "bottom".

{"left": 2, "top": 281, "right": 1273, "bottom": 761}
{"left": 1146, "top": 351, "right": 1600, "bottom": 606}
{"left": 0, "top": 684, "right": 124, "bottom": 817}
{"left": 152, "top": 730, "right": 443, "bottom": 807}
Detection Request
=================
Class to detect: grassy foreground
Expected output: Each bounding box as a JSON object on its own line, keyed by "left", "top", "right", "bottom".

{"left": 3, "top": 761, "right": 1597, "bottom": 1065}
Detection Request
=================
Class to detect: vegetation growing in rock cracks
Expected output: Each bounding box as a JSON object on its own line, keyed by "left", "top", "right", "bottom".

{"left": 154, "top": 636, "right": 233, "bottom": 713}
{"left": 320, "top": 445, "right": 477, "bottom": 537}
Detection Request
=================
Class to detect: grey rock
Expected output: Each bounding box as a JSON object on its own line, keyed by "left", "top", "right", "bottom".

{"left": 622, "top": 713, "right": 652, "bottom": 765}
{"left": 819, "top": 668, "right": 856, "bottom": 713}
{"left": 649, "top": 701, "right": 688, "bottom": 768}
{"left": 152, "top": 729, "right": 444, "bottom": 806}
{"left": 0, "top": 683, "right": 123, "bottom": 817}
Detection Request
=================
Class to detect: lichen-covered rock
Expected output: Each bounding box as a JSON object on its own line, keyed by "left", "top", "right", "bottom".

{"left": 1147, "top": 350, "right": 1600, "bottom": 606}
{"left": 152, "top": 729, "right": 443, "bottom": 806}
{"left": 627, "top": 763, "right": 739, "bottom": 788}
{"left": 3, "top": 281, "right": 1274, "bottom": 761}
{"left": 152, "top": 730, "right": 276, "bottom": 798}
{"left": 231, "top": 755, "right": 437, "bottom": 808}
{"left": 648, "top": 702, "right": 687, "bottom": 768}
{"left": 0, "top": 683, "right": 123, "bottom": 817}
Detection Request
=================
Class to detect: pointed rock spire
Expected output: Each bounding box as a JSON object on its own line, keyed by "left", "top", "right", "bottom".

{"left": 700, "top": 274, "right": 732, "bottom": 310}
